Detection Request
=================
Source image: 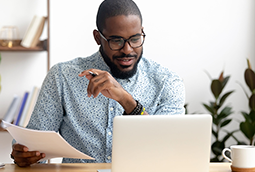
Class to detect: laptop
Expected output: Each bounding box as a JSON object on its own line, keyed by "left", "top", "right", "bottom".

{"left": 99, "top": 114, "right": 212, "bottom": 172}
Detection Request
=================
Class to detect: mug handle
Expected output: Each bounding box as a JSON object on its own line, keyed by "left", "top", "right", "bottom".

{"left": 222, "top": 148, "right": 232, "bottom": 162}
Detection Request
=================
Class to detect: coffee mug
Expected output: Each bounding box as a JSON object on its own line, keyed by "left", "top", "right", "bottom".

{"left": 222, "top": 145, "right": 255, "bottom": 168}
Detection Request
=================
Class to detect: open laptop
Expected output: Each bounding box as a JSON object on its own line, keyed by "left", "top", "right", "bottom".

{"left": 99, "top": 114, "right": 212, "bottom": 172}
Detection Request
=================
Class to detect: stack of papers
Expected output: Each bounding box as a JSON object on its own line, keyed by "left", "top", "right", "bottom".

{"left": 2, "top": 121, "right": 94, "bottom": 161}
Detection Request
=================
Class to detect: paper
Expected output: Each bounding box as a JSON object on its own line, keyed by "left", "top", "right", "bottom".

{"left": 2, "top": 121, "right": 94, "bottom": 161}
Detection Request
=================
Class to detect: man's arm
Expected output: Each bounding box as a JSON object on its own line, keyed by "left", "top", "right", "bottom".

{"left": 154, "top": 72, "right": 185, "bottom": 115}
{"left": 11, "top": 65, "right": 64, "bottom": 166}
{"left": 79, "top": 69, "right": 148, "bottom": 115}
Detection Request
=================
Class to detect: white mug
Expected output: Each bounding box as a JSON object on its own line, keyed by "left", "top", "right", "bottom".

{"left": 222, "top": 145, "right": 255, "bottom": 168}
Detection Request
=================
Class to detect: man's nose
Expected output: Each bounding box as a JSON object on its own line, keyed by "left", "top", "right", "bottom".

{"left": 120, "top": 41, "right": 133, "bottom": 54}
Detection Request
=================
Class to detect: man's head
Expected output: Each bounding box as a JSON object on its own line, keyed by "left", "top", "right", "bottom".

{"left": 94, "top": 0, "right": 144, "bottom": 79}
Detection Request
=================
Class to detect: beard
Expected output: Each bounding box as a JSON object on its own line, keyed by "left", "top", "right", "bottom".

{"left": 100, "top": 46, "right": 143, "bottom": 79}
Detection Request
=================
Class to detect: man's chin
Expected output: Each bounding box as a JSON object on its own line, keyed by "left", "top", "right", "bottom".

{"left": 112, "top": 65, "right": 137, "bottom": 79}
{"left": 119, "top": 64, "right": 133, "bottom": 70}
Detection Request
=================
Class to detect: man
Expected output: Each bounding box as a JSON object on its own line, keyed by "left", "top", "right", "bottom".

{"left": 11, "top": 0, "right": 185, "bottom": 167}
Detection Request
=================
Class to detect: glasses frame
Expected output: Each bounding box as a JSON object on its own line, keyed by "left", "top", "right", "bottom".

{"left": 99, "top": 30, "right": 146, "bottom": 51}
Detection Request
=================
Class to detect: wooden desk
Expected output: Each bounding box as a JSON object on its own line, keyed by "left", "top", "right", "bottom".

{"left": 0, "top": 163, "right": 231, "bottom": 172}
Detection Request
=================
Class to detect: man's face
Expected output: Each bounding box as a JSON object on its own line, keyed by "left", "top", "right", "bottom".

{"left": 98, "top": 15, "right": 143, "bottom": 79}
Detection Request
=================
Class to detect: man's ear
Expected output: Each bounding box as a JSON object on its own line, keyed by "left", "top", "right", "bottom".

{"left": 93, "top": 30, "right": 101, "bottom": 45}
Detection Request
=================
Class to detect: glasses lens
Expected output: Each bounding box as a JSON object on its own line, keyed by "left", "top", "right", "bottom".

{"left": 109, "top": 35, "right": 144, "bottom": 50}
{"left": 109, "top": 38, "right": 124, "bottom": 50}
{"left": 129, "top": 35, "right": 144, "bottom": 48}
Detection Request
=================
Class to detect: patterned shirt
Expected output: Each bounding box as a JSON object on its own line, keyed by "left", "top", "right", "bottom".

{"left": 26, "top": 51, "right": 185, "bottom": 163}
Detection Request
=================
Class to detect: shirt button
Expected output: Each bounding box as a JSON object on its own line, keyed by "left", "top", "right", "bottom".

{"left": 108, "top": 132, "right": 112, "bottom": 136}
{"left": 107, "top": 156, "right": 111, "bottom": 160}
{"left": 110, "top": 107, "right": 114, "bottom": 111}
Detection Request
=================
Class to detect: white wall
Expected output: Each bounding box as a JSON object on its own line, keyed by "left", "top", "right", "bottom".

{"left": 0, "top": 0, "right": 255, "bottom": 162}
{"left": 50, "top": 0, "right": 255, "bottom": 145}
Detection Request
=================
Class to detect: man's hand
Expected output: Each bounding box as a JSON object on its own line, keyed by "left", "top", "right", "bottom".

{"left": 79, "top": 69, "right": 125, "bottom": 101}
{"left": 11, "top": 143, "right": 45, "bottom": 167}
{"left": 79, "top": 69, "right": 137, "bottom": 114}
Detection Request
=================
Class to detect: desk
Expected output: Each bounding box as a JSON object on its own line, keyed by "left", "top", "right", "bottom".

{"left": 1, "top": 163, "right": 231, "bottom": 172}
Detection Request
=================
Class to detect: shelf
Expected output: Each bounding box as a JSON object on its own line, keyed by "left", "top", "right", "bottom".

{"left": 0, "top": 1, "right": 51, "bottom": 133}
{"left": 0, "top": 40, "right": 47, "bottom": 52}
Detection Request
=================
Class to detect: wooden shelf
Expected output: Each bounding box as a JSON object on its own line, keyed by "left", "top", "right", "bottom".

{"left": 0, "top": 1, "right": 51, "bottom": 133}
{"left": 0, "top": 40, "right": 47, "bottom": 52}
{"left": 0, "top": 0, "right": 50, "bottom": 71}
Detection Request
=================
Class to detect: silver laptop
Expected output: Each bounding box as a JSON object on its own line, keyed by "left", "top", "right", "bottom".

{"left": 106, "top": 114, "right": 212, "bottom": 172}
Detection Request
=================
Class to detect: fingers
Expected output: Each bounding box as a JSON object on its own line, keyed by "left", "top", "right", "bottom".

{"left": 79, "top": 69, "right": 123, "bottom": 100}
{"left": 78, "top": 69, "right": 98, "bottom": 80}
{"left": 14, "top": 153, "right": 45, "bottom": 167}
{"left": 87, "top": 73, "right": 110, "bottom": 98}
{"left": 12, "top": 143, "right": 29, "bottom": 152}
{"left": 12, "top": 143, "right": 45, "bottom": 167}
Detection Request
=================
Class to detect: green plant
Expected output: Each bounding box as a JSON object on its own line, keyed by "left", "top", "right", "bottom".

{"left": 238, "top": 59, "right": 255, "bottom": 145}
{"left": 203, "top": 71, "right": 235, "bottom": 162}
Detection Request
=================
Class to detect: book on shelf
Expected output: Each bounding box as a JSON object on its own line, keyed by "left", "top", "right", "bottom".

{"left": 18, "top": 86, "right": 40, "bottom": 127}
{"left": 1, "top": 95, "right": 21, "bottom": 128}
{"left": 21, "top": 15, "right": 46, "bottom": 48}
{"left": 23, "top": 87, "right": 40, "bottom": 127}
{"left": 14, "top": 92, "right": 29, "bottom": 126}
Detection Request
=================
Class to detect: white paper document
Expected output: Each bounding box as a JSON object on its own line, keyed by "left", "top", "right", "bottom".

{"left": 2, "top": 121, "right": 95, "bottom": 161}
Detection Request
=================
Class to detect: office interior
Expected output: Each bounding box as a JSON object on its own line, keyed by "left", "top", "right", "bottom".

{"left": 0, "top": 0, "right": 255, "bottom": 163}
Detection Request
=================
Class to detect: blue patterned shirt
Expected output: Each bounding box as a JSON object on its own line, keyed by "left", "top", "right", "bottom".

{"left": 26, "top": 51, "right": 185, "bottom": 163}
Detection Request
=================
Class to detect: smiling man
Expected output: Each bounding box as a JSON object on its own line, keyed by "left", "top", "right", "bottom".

{"left": 11, "top": 0, "right": 185, "bottom": 167}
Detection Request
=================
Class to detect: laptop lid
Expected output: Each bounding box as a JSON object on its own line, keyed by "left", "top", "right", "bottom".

{"left": 111, "top": 114, "right": 212, "bottom": 172}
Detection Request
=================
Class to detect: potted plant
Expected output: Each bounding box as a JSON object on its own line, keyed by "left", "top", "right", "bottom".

{"left": 203, "top": 71, "right": 235, "bottom": 161}
{"left": 238, "top": 59, "right": 255, "bottom": 145}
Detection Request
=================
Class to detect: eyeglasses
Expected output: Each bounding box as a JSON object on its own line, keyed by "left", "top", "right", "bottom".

{"left": 99, "top": 30, "right": 146, "bottom": 51}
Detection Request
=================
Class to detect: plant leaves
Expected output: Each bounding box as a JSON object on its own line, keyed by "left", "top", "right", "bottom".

{"left": 211, "top": 80, "right": 222, "bottom": 99}
{"left": 247, "top": 58, "right": 252, "bottom": 70}
{"left": 240, "top": 121, "right": 255, "bottom": 140}
{"left": 244, "top": 69, "right": 255, "bottom": 92}
{"left": 219, "top": 91, "right": 234, "bottom": 107}
{"left": 220, "top": 119, "right": 232, "bottom": 128}
{"left": 249, "top": 110, "right": 255, "bottom": 122}
{"left": 249, "top": 94, "right": 255, "bottom": 111}
{"left": 212, "top": 129, "right": 218, "bottom": 139}
{"left": 241, "top": 111, "right": 250, "bottom": 122}
{"left": 224, "top": 130, "right": 247, "bottom": 145}
{"left": 203, "top": 103, "right": 214, "bottom": 114}
{"left": 211, "top": 141, "right": 225, "bottom": 156}
{"left": 222, "top": 76, "right": 230, "bottom": 90}
{"left": 218, "top": 71, "right": 224, "bottom": 82}
{"left": 221, "top": 130, "right": 235, "bottom": 142}
{"left": 218, "top": 106, "right": 233, "bottom": 119}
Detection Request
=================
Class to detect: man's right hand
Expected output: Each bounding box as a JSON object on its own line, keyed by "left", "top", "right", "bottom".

{"left": 11, "top": 143, "right": 45, "bottom": 167}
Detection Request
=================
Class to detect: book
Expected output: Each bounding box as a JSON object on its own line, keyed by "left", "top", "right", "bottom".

{"left": 1, "top": 95, "right": 20, "bottom": 128}
{"left": 18, "top": 86, "right": 38, "bottom": 127}
{"left": 23, "top": 87, "right": 40, "bottom": 127}
{"left": 14, "top": 92, "right": 29, "bottom": 125}
{"left": 21, "top": 15, "right": 46, "bottom": 48}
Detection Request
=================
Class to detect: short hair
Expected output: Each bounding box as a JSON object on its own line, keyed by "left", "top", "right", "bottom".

{"left": 96, "top": 0, "right": 143, "bottom": 33}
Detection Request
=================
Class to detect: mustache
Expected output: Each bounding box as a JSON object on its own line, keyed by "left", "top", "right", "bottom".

{"left": 113, "top": 53, "right": 137, "bottom": 60}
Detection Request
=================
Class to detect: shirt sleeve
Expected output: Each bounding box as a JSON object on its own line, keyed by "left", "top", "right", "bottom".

{"left": 26, "top": 64, "right": 64, "bottom": 132}
{"left": 154, "top": 72, "right": 185, "bottom": 115}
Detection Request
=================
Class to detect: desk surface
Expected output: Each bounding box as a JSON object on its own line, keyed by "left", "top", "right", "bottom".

{"left": 1, "top": 163, "right": 231, "bottom": 172}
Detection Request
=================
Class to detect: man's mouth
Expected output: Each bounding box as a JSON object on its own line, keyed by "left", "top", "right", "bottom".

{"left": 117, "top": 58, "right": 134, "bottom": 66}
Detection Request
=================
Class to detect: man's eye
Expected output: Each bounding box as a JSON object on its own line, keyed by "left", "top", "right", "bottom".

{"left": 130, "top": 37, "right": 141, "bottom": 43}
{"left": 111, "top": 39, "right": 123, "bottom": 44}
